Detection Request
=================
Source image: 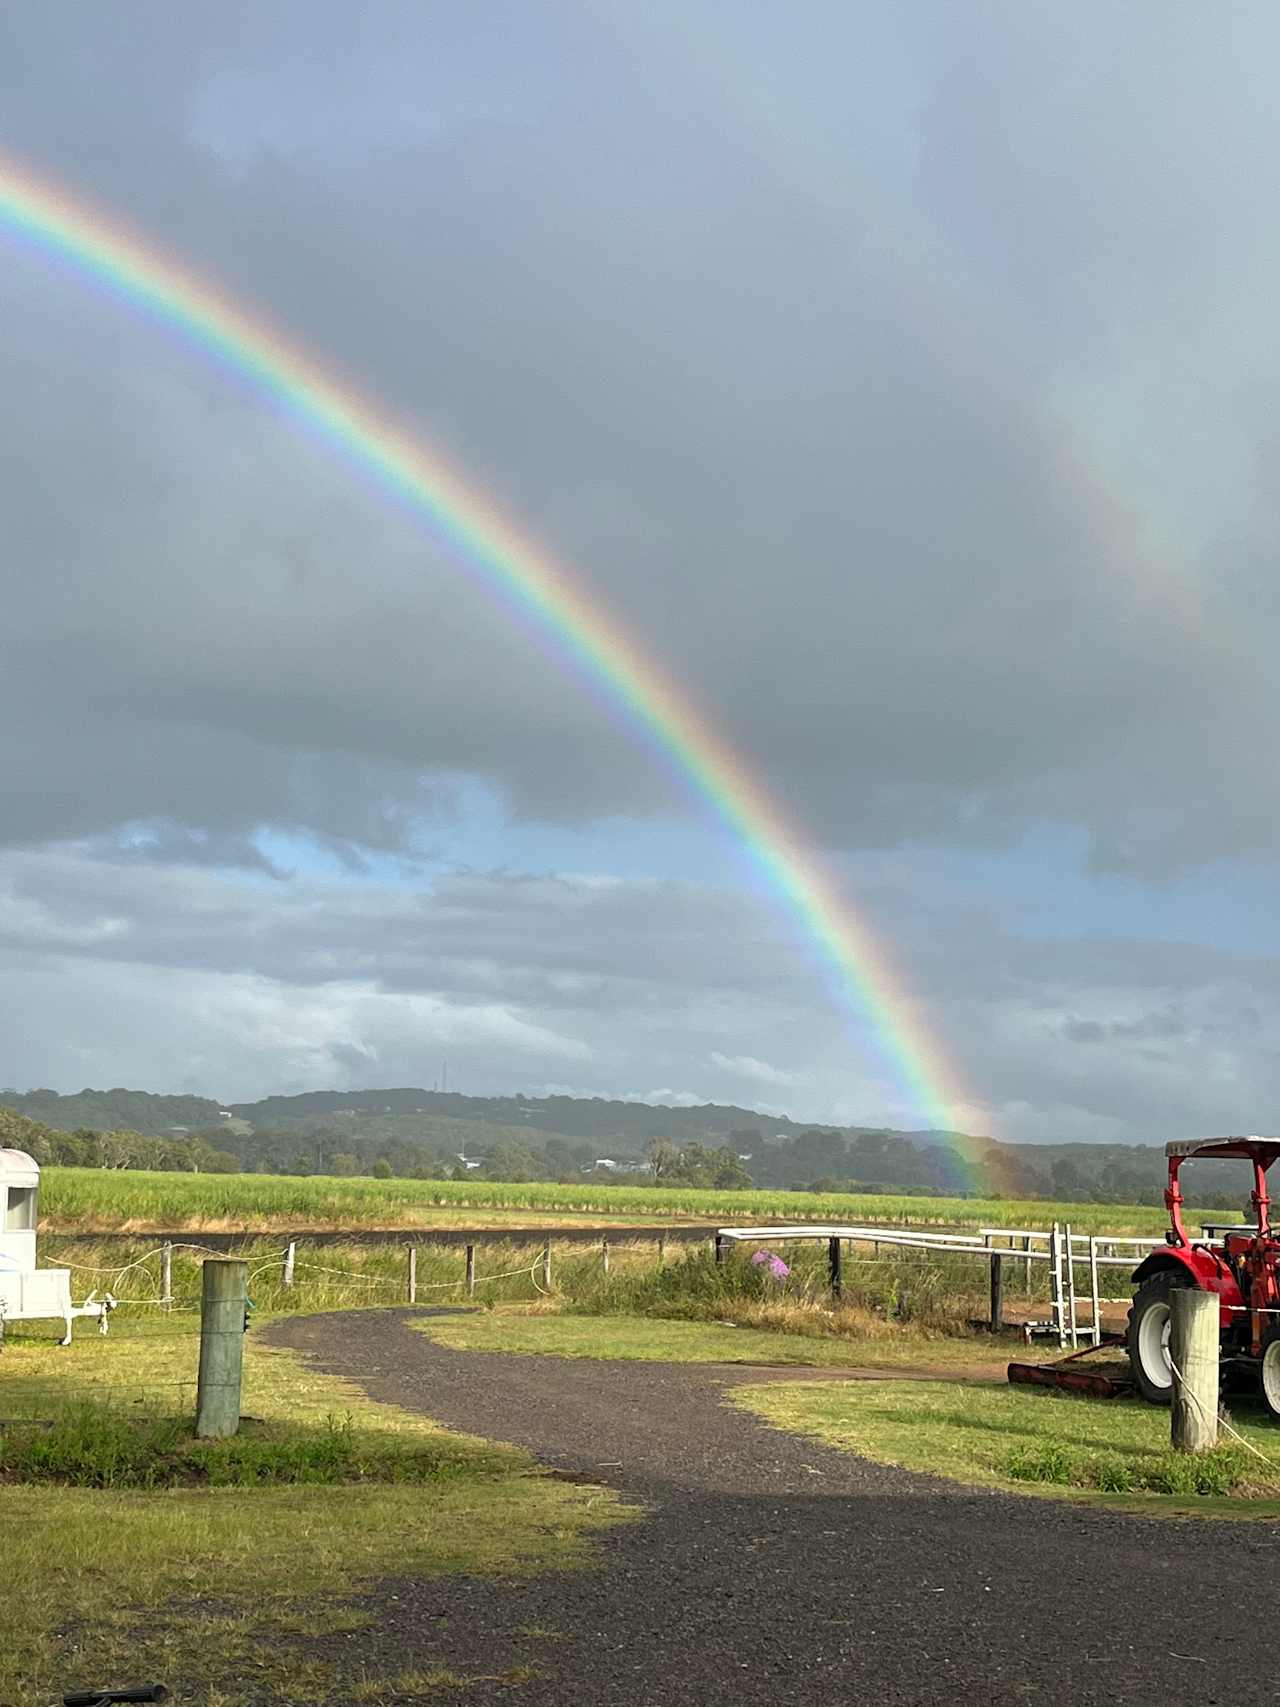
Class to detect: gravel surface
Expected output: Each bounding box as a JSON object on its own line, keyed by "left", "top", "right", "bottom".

{"left": 265, "top": 1309, "right": 1278, "bottom": 1705}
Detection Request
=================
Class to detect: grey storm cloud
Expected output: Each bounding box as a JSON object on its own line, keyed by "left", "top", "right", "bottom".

{"left": 4, "top": 3, "right": 1280, "bottom": 1137}
{"left": 4, "top": 0, "right": 1277, "bottom": 863}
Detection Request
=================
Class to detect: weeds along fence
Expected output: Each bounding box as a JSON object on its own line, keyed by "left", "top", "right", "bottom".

{"left": 714, "top": 1224, "right": 1165, "bottom": 1345}
{"left": 36, "top": 1229, "right": 1064, "bottom": 1325}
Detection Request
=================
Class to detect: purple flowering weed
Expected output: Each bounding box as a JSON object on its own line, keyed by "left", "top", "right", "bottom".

{"left": 750, "top": 1248, "right": 790, "bottom": 1281}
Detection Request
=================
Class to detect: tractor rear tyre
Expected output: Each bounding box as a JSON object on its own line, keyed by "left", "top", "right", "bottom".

{"left": 1261, "top": 1337, "right": 1280, "bottom": 1422}
{"left": 1127, "top": 1271, "right": 1195, "bottom": 1405}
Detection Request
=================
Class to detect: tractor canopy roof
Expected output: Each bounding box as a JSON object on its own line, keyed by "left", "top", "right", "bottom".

{"left": 1165, "top": 1136, "right": 1280, "bottom": 1163}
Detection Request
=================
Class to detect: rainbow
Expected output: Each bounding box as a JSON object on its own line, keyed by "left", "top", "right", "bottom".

{"left": 0, "top": 147, "right": 983, "bottom": 1141}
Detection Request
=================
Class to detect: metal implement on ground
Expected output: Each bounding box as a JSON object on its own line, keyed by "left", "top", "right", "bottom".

{"left": 1007, "top": 1338, "right": 1133, "bottom": 1399}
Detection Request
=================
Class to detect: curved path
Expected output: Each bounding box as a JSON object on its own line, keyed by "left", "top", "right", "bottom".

{"left": 267, "top": 1309, "right": 1277, "bottom": 1705}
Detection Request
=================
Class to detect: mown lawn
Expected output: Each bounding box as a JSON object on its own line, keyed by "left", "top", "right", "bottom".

{"left": 0, "top": 1317, "right": 630, "bottom": 1706}
{"left": 414, "top": 1307, "right": 1033, "bottom": 1373}
{"left": 731, "top": 1377, "right": 1280, "bottom": 1518}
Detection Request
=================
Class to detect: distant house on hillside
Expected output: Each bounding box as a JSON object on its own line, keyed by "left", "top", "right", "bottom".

{"left": 454, "top": 1154, "right": 484, "bottom": 1171}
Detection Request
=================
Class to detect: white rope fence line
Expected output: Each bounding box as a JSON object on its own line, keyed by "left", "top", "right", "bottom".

{"left": 46, "top": 1242, "right": 555, "bottom": 1299}
{"left": 1166, "top": 1351, "right": 1279, "bottom": 1469}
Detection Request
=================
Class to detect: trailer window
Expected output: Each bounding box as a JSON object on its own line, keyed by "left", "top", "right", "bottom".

{"left": 4, "top": 1188, "right": 35, "bottom": 1231}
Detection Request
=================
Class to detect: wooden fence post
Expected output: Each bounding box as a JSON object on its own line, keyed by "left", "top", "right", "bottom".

{"left": 161, "top": 1241, "right": 173, "bottom": 1311}
{"left": 1171, "top": 1288, "right": 1219, "bottom": 1452}
{"left": 714, "top": 1232, "right": 727, "bottom": 1266}
{"left": 828, "top": 1237, "right": 843, "bottom": 1301}
{"left": 195, "top": 1258, "right": 247, "bottom": 1440}
{"left": 282, "top": 1241, "right": 296, "bottom": 1289}
{"left": 989, "top": 1252, "right": 1004, "bottom": 1331}
{"left": 407, "top": 1245, "right": 417, "bottom": 1304}
{"left": 465, "top": 1243, "right": 476, "bottom": 1298}
{"left": 656, "top": 1234, "right": 666, "bottom": 1268}
{"left": 602, "top": 1237, "right": 610, "bottom": 1276}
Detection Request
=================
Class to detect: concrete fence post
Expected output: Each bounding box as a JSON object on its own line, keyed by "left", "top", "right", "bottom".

{"left": 195, "top": 1258, "right": 247, "bottom": 1440}
{"left": 1171, "top": 1288, "right": 1219, "bottom": 1453}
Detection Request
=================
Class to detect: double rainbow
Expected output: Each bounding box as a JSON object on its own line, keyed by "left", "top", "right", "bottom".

{"left": 0, "top": 148, "right": 979, "bottom": 1137}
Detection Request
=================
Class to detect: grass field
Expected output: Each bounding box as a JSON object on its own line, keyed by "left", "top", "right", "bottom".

{"left": 0, "top": 1316, "right": 629, "bottom": 1705}
{"left": 41, "top": 1164, "right": 1173, "bottom": 1236}
{"left": 732, "top": 1379, "right": 1280, "bottom": 1516}
{"left": 414, "top": 1308, "right": 1034, "bottom": 1373}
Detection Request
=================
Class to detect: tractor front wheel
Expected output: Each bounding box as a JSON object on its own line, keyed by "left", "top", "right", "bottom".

{"left": 1127, "top": 1271, "right": 1195, "bottom": 1405}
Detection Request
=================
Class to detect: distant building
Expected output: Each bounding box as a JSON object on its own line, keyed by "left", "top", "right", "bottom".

{"left": 454, "top": 1154, "right": 484, "bottom": 1171}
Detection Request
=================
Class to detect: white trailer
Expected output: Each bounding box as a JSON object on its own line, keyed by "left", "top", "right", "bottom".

{"left": 0, "top": 1148, "right": 112, "bottom": 1343}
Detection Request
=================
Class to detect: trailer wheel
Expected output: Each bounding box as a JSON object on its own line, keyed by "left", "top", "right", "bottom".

{"left": 1127, "top": 1271, "right": 1194, "bottom": 1405}
{"left": 1261, "top": 1338, "right": 1280, "bottom": 1422}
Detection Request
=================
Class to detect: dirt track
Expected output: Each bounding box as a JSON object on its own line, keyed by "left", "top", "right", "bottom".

{"left": 266, "top": 1309, "right": 1274, "bottom": 1706}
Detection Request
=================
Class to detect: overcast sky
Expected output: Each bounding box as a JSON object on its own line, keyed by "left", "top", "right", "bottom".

{"left": 4, "top": 3, "right": 1280, "bottom": 1142}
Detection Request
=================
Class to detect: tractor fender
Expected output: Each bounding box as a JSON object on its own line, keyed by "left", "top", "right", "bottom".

{"left": 1131, "top": 1246, "right": 1244, "bottom": 1331}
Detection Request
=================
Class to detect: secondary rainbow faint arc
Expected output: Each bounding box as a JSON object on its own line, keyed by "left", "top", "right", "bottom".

{"left": 0, "top": 148, "right": 979, "bottom": 1135}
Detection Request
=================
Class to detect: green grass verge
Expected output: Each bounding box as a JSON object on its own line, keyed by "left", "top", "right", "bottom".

{"left": 415, "top": 1308, "right": 1029, "bottom": 1372}
{"left": 41, "top": 1164, "right": 1171, "bottom": 1236}
{"left": 730, "top": 1378, "right": 1280, "bottom": 1518}
{"left": 0, "top": 1319, "right": 630, "bottom": 1705}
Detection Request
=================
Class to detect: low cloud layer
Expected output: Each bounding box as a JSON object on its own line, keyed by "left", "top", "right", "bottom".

{"left": 4, "top": 846, "right": 1280, "bottom": 1143}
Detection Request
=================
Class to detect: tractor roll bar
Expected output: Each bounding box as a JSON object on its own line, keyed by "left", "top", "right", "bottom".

{"left": 1163, "top": 1137, "right": 1280, "bottom": 1247}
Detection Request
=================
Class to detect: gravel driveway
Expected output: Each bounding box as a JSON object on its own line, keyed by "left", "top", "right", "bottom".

{"left": 265, "top": 1309, "right": 1274, "bottom": 1706}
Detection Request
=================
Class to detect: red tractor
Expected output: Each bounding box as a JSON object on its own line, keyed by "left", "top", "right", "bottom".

{"left": 1128, "top": 1136, "right": 1280, "bottom": 1416}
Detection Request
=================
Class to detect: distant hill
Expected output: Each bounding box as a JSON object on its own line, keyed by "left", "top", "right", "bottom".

{"left": 230, "top": 1088, "right": 832, "bottom": 1143}
{"left": 0, "top": 1086, "right": 228, "bottom": 1136}
{"left": 0, "top": 1083, "right": 1222, "bottom": 1205}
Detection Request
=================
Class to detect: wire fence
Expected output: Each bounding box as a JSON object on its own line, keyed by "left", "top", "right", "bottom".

{"left": 1, "top": 1224, "right": 1103, "bottom": 1425}
{"left": 31, "top": 1233, "right": 626, "bottom": 1327}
